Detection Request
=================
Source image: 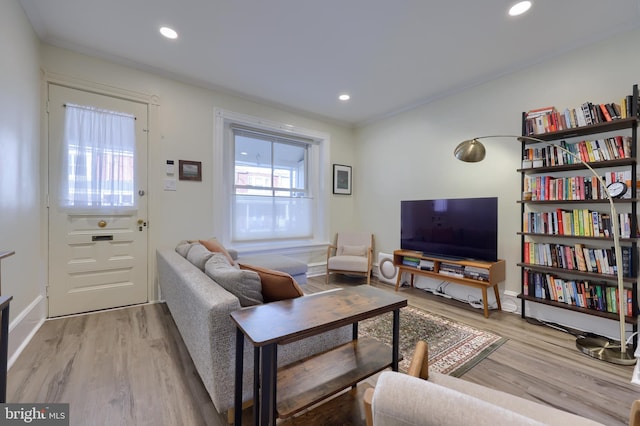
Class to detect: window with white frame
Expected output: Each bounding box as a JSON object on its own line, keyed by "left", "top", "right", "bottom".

{"left": 214, "top": 109, "right": 329, "bottom": 248}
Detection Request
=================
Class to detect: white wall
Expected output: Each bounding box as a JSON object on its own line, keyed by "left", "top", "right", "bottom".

{"left": 355, "top": 27, "right": 640, "bottom": 338}
{"left": 0, "top": 0, "right": 46, "bottom": 361}
{"left": 40, "top": 44, "right": 357, "bottom": 294}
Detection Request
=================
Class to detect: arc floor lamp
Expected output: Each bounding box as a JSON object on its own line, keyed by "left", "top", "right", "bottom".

{"left": 454, "top": 135, "right": 635, "bottom": 365}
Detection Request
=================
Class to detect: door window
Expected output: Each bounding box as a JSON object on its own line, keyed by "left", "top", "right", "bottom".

{"left": 60, "top": 103, "right": 136, "bottom": 210}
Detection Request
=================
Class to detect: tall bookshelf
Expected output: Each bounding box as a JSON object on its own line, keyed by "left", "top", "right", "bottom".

{"left": 518, "top": 85, "right": 639, "bottom": 342}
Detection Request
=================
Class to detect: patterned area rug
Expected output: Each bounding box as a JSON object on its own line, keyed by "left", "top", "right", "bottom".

{"left": 359, "top": 306, "right": 507, "bottom": 377}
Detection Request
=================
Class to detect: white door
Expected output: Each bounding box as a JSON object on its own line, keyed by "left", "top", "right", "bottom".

{"left": 47, "top": 84, "right": 148, "bottom": 317}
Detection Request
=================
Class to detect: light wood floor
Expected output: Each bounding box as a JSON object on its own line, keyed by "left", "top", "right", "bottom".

{"left": 7, "top": 275, "right": 639, "bottom": 425}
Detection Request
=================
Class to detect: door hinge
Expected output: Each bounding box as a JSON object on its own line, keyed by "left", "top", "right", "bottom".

{"left": 46, "top": 101, "right": 49, "bottom": 114}
{"left": 45, "top": 286, "right": 49, "bottom": 297}
{"left": 142, "top": 129, "right": 149, "bottom": 133}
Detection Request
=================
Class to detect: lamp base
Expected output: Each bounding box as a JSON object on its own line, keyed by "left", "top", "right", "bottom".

{"left": 576, "top": 336, "right": 636, "bottom": 365}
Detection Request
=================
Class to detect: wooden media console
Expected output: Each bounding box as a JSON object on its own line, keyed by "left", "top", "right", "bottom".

{"left": 393, "top": 249, "right": 506, "bottom": 318}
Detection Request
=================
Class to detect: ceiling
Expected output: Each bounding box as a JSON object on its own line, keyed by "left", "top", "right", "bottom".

{"left": 19, "top": 0, "right": 640, "bottom": 126}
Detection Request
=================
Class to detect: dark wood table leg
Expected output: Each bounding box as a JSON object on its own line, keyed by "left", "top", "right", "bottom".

{"left": 352, "top": 322, "right": 359, "bottom": 389}
{"left": 392, "top": 308, "right": 400, "bottom": 371}
{"left": 253, "top": 346, "right": 260, "bottom": 425}
{"left": 0, "top": 300, "right": 11, "bottom": 403}
{"left": 234, "top": 328, "right": 244, "bottom": 426}
{"left": 260, "top": 343, "right": 277, "bottom": 425}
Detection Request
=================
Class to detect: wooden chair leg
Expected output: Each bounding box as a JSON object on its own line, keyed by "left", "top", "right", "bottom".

{"left": 630, "top": 400, "right": 640, "bottom": 426}
{"left": 363, "top": 387, "right": 374, "bottom": 426}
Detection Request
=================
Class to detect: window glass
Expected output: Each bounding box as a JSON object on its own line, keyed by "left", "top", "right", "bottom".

{"left": 232, "top": 130, "right": 311, "bottom": 241}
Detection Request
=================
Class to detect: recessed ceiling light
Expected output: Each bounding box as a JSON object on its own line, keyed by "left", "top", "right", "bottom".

{"left": 508, "top": 1, "right": 532, "bottom": 16}
{"left": 339, "top": 94, "right": 350, "bottom": 101}
{"left": 159, "top": 26, "right": 178, "bottom": 39}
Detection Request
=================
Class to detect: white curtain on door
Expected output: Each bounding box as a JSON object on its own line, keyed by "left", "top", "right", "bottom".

{"left": 60, "top": 103, "right": 136, "bottom": 210}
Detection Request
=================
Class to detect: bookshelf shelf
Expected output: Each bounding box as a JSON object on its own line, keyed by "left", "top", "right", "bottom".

{"left": 518, "top": 158, "right": 635, "bottom": 174}
{"left": 517, "top": 232, "right": 638, "bottom": 242}
{"left": 518, "top": 294, "right": 637, "bottom": 324}
{"left": 518, "top": 199, "right": 637, "bottom": 205}
{"left": 392, "top": 250, "right": 505, "bottom": 318}
{"left": 523, "top": 117, "right": 639, "bottom": 142}
{"left": 517, "top": 262, "right": 636, "bottom": 284}
{"left": 519, "top": 84, "right": 639, "bottom": 340}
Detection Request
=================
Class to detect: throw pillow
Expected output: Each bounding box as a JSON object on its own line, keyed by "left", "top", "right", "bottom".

{"left": 341, "top": 244, "right": 367, "bottom": 256}
{"left": 238, "top": 263, "right": 304, "bottom": 302}
{"left": 205, "top": 254, "right": 263, "bottom": 307}
{"left": 186, "top": 243, "right": 214, "bottom": 271}
{"left": 175, "top": 240, "right": 196, "bottom": 258}
{"left": 199, "top": 238, "right": 237, "bottom": 266}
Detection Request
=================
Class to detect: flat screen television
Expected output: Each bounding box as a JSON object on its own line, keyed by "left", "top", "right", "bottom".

{"left": 400, "top": 197, "right": 498, "bottom": 262}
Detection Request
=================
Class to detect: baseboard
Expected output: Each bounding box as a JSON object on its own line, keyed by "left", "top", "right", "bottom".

{"left": 307, "top": 262, "right": 326, "bottom": 277}
{"left": 7, "top": 294, "right": 46, "bottom": 370}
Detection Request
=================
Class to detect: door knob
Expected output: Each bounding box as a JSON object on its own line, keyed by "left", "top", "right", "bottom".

{"left": 137, "top": 219, "right": 144, "bottom": 225}
{"left": 98, "top": 220, "right": 107, "bottom": 228}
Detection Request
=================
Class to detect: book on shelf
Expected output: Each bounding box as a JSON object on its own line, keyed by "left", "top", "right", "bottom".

{"left": 438, "top": 262, "right": 465, "bottom": 278}
{"left": 419, "top": 259, "right": 434, "bottom": 271}
{"left": 524, "top": 93, "right": 635, "bottom": 136}
{"left": 523, "top": 269, "right": 634, "bottom": 316}
{"left": 524, "top": 242, "right": 634, "bottom": 278}
{"left": 523, "top": 171, "right": 634, "bottom": 201}
{"left": 463, "top": 265, "right": 490, "bottom": 281}
{"left": 402, "top": 256, "right": 420, "bottom": 267}
{"left": 522, "top": 209, "right": 631, "bottom": 238}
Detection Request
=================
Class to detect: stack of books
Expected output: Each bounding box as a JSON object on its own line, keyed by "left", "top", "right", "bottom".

{"left": 419, "top": 259, "right": 434, "bottom": 271}
{"left": 464, "top": 265, "right": 490, "bottom": 282}
{"left": 524, "top": 97, "right": 635, "bottom": 136}
{"left": 438, "top": 263, "right": 465, "bottom": 278}
{"left": 402, "top": 256, "right": 420, "bottom": 268}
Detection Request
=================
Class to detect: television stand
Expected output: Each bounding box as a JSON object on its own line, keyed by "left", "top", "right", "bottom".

{"left": 420, "top": 253, "right": 465, "bottom": 261}
{"left": 393, "top": 250, "right": 506, "bottom": 318}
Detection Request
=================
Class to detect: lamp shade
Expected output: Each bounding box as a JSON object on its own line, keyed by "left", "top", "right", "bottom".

{"left": 454, "top": 138, "right": 486, "bottom": 162}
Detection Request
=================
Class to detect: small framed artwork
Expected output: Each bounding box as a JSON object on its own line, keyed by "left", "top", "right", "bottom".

{"left": 333, "top": 164, "right": 352, "bottom": 195}
{"left": 179, "top": 160, "right": 202, "bottom": 181}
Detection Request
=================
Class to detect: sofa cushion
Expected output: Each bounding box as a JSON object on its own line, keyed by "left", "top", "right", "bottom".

{"left": 204, "top": 254, "right": 263, "bottom": 307}
{"left": 236, "top": 254, "right": 307, "bottom": 277}
{"left": 238, "top": 263, "right": 304, "bottom": 302}
{"left": 176, "top": 240, "right": 197, "bottom": 258}
{"left": 199, "top": 238, "right": 237, "bottom": 265}
{"left": 186, "top": 243, "right": 215, "bottom": 271}
{"left": 340, "top": 244, "right": 367, "bottom": 256}
{"left": 327, "top": 255, "right": 369, "bottom": 273}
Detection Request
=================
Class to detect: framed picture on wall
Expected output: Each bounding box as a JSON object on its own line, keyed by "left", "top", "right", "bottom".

{"left": 333, "top": 164, "right": 352, "bottom": 195}
{"left": 179, "top": 160, "right": 202, "bottom": 181}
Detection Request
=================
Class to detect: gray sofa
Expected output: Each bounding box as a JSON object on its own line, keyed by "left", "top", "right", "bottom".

{"left": 156, "top": 247, "right": 352, "bottom": 415}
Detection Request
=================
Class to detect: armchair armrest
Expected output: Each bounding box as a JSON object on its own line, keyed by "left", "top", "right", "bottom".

{"left": 363, "top": 387, "right": 374, "bottom": 426}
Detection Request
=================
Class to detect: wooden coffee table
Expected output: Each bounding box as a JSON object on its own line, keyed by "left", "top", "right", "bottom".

{"left": 230, "top": 285, "right": 407, "bottom": 425}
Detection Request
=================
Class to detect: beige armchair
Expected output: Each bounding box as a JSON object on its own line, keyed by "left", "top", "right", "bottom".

{"left": 326, "top": 232, "right": 374, "bottom": 285}
{"left": 363, "top": 341, "right": 636, "bottom": 426}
